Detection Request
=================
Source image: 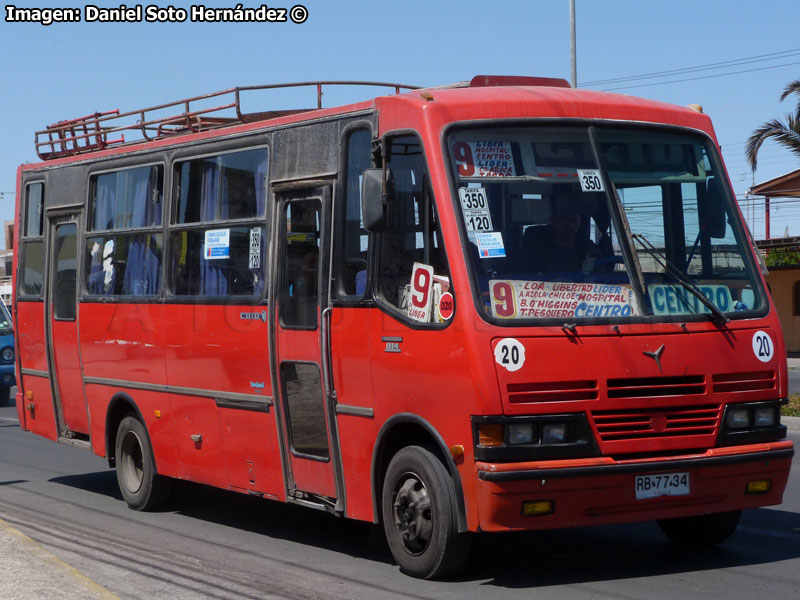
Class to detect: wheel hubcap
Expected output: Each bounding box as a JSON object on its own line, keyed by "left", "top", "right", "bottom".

{"left": 120, "top": 431, "right": 144, "bottom": 493}
{"left": 392, "top": 474, "right": 432, "bottom": 555}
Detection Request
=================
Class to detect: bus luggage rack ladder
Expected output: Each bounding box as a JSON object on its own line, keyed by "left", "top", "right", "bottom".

{"left": 34, "top": 80, "right": 419, "bottom": 161}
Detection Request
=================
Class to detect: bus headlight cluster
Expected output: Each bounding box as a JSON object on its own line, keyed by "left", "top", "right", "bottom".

{"left": 505, "top": 422, "right": 568, "bottom": 446}
{"left": 1, "top": 347, "right": 13, "bottom": 362}
{"left": 717, "top": 401, "right": 785, "bottom": 447}
{"left": 473, "top": 414, "right": 597, "bottom": 461}
{"left": 725, "top": 405, "right": 778, "bottom": 430}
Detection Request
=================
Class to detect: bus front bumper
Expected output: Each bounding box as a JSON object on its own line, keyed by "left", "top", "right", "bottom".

{"left": 474, "top": 440, "right": 794, "bottom": 532}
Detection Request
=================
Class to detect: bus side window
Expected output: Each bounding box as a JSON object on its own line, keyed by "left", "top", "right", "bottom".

{"left": 376, "top": 135, "right": 451, "bottom": 322}
{"left": 338, "top": 128, "right": 372, "bottom": 298}
{"left": 85, "top": 166, "right": 164, "bottom": 297}
{"left": 19, "top": 182, "right": 45, "bottom": 298}
{"left": 169, "top": 148, "right": 268, "bottom": 298}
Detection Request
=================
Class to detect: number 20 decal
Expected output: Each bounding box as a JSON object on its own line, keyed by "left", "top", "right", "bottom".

{"left": 494, "top": 338, "right": 526, "bottom": 372}
{"left": 752, "top": 331, "right": 774, "bottom": 363}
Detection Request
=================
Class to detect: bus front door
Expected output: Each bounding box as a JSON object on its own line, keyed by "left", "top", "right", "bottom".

{"left": 45, "top": 212, "right": 89, "bottom": 439}
{"left": 272, "top": 187, "right": 341, "bottom": 503}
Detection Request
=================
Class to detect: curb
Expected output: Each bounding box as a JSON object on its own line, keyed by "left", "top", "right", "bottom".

{"left": 0, "top": 518, "right": 121, "bottom": 600}
{"left": 783, "top": 415, "right": 800, "bottom": 432}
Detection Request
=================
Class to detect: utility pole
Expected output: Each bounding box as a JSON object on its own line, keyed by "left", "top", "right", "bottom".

{"left": 570, "top": 0, "right": 577, "bottom": 88}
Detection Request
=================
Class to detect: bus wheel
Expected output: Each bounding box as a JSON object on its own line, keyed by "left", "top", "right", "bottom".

{"left": 381, "top": 446, "right": 471, "bottom": 579}
{"left": 0, "top": 387, "right": 9, "bottom": 407}
{"left": 115, "top": 416, "right": 171, "bottom": 511}
{"left": 657, "top": 510, "right": 741, "bottom": 547}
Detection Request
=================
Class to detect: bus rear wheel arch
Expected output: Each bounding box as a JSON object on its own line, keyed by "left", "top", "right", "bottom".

{"left": 115, "top": 415, "right": 172, "bottom": 511}
{"left": 381, "top": 445, "right": 471, "bottom": 579}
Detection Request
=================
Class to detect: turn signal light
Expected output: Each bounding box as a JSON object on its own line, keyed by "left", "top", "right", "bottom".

{"left": 478, "top": 423, "right": 504, "bottom": 447}
{"left": 522, "top": 500, "right": 554, "bottom": 517}
{"left": 746, "top": 479, "right": 771, "bottom": 494}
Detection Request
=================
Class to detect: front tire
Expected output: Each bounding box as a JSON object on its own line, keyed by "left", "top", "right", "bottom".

{"left": 0, "top": 386, "right": 9, "bottom": 407}
{"left": 115, "top": 415, "right": 171, "bottom": 510}
{"left": 381, "top": 446, "right": 471, "bottom": 579}
{"left": 657, "top": 510, "right": 741, "bottom": 547}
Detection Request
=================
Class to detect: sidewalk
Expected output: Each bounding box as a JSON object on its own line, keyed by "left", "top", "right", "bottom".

{"left": 0, "top": 519, "right": 120, "bottom": 600}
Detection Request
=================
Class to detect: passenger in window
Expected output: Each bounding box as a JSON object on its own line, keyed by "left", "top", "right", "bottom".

{"left": 526, "top": 194, "right": 598, "bottom": 273}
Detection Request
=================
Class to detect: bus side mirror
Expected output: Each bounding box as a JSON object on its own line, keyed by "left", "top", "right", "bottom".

{"left": 361, "top": 168, "right": 394, "bottom": 232}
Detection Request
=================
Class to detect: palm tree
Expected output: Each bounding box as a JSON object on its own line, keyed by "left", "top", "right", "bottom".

{"left": 745, "top": 79, "right": 800, "bottom": 170}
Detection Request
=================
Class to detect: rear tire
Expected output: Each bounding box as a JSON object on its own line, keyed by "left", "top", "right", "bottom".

{"left": 115, "top": 415, "right": 172, "bottom": 510}
{"left": 0, "top": 387, "right": 9, "bottom": 407}
{"left": 381, "top": 446, "right": 471, "bottom": 579}
{"left": 657, "top": 510, "right": 741, "bottom": 547}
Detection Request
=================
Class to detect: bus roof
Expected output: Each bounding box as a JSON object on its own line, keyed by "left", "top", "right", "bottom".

{"left": 25, "top": 76, "right": 714, "bottom": 170}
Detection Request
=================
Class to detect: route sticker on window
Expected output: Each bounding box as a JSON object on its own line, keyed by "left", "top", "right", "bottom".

{"left": 205, "top": 228, "right": 230, "bottom": 260}
{"left": 407, "top": 262, "right": 434, "bottom": 322}
{"left": 475, "top": 232, "right": 506, "bottom": 258}
{"left": 438, "top": 292, "right": 455, "bottom": 321}
{"left": 489, "top": 280, "right": 638, "bottom": 319}
{"left": 494, "top": 338, "right": 525, "bottom": 372}
{"left": 453, "top": 141, "right": 516, "bottom": 177}
{"left": 249, "top": 228, "right": 261, "bottom": 269}
{"left": 752, "top": 330, "right": 774, "bottom": 363}
{"left": 649, "top": 284, "right": 732, "bottom": 316}
{"left": 458, "top": 187, "right": 493, "bottom": 235}
{"left": 576, "top": 169, "right": 605, "bottom": 192}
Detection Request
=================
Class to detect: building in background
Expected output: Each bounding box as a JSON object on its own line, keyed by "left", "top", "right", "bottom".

{"left": 1, "top": 220, "right": 13, "bottom": 305}
{"left": 750, "top": 170, "right": 800, "bottom": 353}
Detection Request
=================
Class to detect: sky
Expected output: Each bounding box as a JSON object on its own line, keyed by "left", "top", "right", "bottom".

{"left": 1, "top": 0, "right": 799, "bottom": 250}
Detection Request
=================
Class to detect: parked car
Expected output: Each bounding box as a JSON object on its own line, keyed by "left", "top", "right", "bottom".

{"left": 0, "top": 302, "right": 15, "bottom": 406}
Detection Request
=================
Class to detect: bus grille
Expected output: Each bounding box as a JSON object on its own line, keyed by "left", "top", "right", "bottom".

{"left": 606, "top": 375, "right": 705, "bottom": 398}
{"left": 712, "top": 370, "right": 776, "bottom": 393}
{"left": 507, "top": 380, "right": 599, "bottom": 403}
{"left": 590, "top": 405, "right": 721, "bottom": 441}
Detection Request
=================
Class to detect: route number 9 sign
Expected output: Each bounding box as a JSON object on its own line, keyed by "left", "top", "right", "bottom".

{"left": 408, "top": 263, "right": 434, "bottom": 322}
{"left": 452, "top": 141, "right": 516, "bottom": 177}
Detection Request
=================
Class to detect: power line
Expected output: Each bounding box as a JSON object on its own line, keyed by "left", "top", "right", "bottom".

{"left": 580, "top": 48, "right": 800, "bottom": 86}
{"left": 598, "top": 60, "right": 800, "bottom": 92}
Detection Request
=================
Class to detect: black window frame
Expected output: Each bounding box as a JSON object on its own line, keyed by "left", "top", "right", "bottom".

{"left": 167, "top": 145, "right": 270, "bottom": 303}
{"left": 83, "top": 163, "right": 166, "bottom": 300}
{"left": 52, "top": 222, "right": 78, "bottom": 321}
{"left": 334, "top": 124, "right": 373, "bottom": 303}
{"left": 372, "top": 131, "right": 454, "bottom": 330}
{"left": 18, "top": 181, "right": 46, "bottom": 300}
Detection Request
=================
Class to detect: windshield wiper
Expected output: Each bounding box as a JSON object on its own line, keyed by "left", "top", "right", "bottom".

{"left": 631, "top": 233, "right": 729, "bottom": 325}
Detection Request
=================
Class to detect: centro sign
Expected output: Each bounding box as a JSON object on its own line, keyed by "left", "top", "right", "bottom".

{"left": 649, "top": 284, "right": 732, "bottom": 316}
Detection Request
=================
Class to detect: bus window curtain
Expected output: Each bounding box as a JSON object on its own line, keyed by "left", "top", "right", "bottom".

{"left": 94, "top": 176, "right": 115, "bottom": 230}
{"left": 199, "top": 163, "right": 227, "bottom": 295}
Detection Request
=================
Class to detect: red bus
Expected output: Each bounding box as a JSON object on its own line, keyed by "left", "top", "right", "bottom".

{"left": 13, "top": 76, "right": 793, "bottom": 579}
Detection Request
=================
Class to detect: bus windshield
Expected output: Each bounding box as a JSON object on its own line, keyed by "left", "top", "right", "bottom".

{"left": 447, "top": 125, "right": 765, "bottom": 322}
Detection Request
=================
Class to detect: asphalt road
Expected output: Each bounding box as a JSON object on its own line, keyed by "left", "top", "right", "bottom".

{"left": 1, "top": 394, "right": 800, "bottom": 600}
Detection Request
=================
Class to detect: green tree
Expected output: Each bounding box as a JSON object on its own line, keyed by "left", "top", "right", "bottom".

{"left": 764, "top": 246, "right": 800, "bottom": 267}
{"left": 746, "top": 79, "right": 800, "bottom": 170}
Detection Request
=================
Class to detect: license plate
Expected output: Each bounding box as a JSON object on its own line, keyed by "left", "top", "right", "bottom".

{"left": 635, "top": 472, "right": 690, "bottom": 500}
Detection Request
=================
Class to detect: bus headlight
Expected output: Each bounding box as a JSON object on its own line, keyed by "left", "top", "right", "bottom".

{"left": 1, "top": 347, "right": 13, "bottom": 362}
{"left": 754, "top": 407, "right": 777, "bottom": 427}
{"left": 508, "top": 423, "right": 535, "bottom": 445}
{"left": 726, "top": 408, "right": 751, "bottom": 429}
{"left": 542, "top": 423, "right": 567, "bottom": 444}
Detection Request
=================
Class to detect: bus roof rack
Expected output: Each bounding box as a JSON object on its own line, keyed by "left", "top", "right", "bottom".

{"left": 34, "top": 80, "right": 420, "bottom": 161}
